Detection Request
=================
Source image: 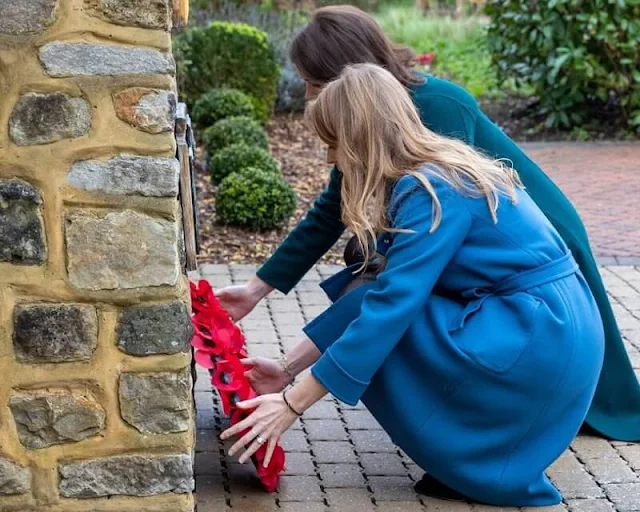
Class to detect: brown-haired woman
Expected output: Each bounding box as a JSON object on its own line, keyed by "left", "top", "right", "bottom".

{"left": 216, "top": 5, "right": 640, "bottom": 451}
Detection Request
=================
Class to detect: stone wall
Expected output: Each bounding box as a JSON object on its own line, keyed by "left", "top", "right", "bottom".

{"left": 0, "top": 1, "right": 195, "bottom": 511}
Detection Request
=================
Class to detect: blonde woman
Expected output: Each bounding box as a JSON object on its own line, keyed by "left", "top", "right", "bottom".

{"left": 221, "top": 64, "right": 604, "bottom": 506}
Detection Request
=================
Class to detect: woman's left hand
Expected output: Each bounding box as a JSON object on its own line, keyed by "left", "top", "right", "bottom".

{"left": 220, "top": 393, "right": 298, "bottom": 466}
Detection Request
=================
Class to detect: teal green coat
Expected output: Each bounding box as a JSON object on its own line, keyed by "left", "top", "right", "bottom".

{"left": 257, "top": 74, "right": 640, "bottom": 442}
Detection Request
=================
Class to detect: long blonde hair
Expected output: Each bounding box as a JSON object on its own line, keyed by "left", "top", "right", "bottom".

{"left": 304, "top": 63, "right": 522, "bottom": 264}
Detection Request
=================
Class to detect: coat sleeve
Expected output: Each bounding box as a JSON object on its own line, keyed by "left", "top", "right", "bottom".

{"left": 257, "top": 166, "right": 345, "bottom": 294}
{"left": 311, "top": 176, "right": 472, "bottom": 405}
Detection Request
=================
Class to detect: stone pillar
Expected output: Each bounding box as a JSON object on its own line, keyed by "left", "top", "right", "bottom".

{"left": 0, "top": 2, "right": 195, "bottom": 511}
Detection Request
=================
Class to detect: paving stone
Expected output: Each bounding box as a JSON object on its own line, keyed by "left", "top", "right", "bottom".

{"left": 305, "top": 400, "right": 340, "bottom": 420}
{"left": 272, "top": 311, "right": 305, "bottom": 327}
{"left": 269, "top": 300, "right": 303, "bottom": 313}
{"left": 231, "top": 492, "right": 279, "bottom": 511}
{"left": 247, "top": 343, "right": 281, "bottom": 358}
{"left": 324, "top": 488, "right": 375, "bottom": 511}
{"left": 195, "top": 475, "right": 227, "bottom": 512}
{"left": 368, "top": 475, "right": 419, "bottom": 501}
{"left": 281, "top": 430, "right": 308, "bottom": 452}
{"left": 305, "top": 419, "right": 347, "bottom": 441}
{"left": 584, "top": 456, "right": 638, "bottom": 484}
{"left": 194, "top": 452, "right": 221, "bottom": 476}
{"left": 572, "top": 436, "right": 620, "bottom": 460}
{"left": 9, "top": 92, "right": 91, "bottom": 146}
{"left": 0, "top": 457, "right": 31, "bottom": 495}
{"left": 282, "top": 452, "right": 315, "bottom": 476}
{"left": 350, "top": 430, "right": 397, "bottom": 453}
{"left": 548, "top": 467, "right": 604, "bottom": 499}
{"left": 418, "top": 498, "right": 473, "bottom": 512}
{"left": 278, "top": 324, "right": 305, "bottom": 337}
{"left": 278, "top": 475, "right": 323, "bottom": 502}
{"left": 195, "top": 428, "right": 218, "bottom": 453}
{"left": 297, "top": 292, "right": 330, "bottom": 306}
{"left": 243, "top": 329, "right": 279, "bottom": 344}
{"left": 0, "top": 179, "right": 47, "bottom": 265}
{"left": 311, "top": 441, "right": 357, "bottom": 464}
{"left": 617, "top": 444, "right": 640, "bottom": 470}
{"left": 40, "top": 42, "right": 175, "bottom": 77}
{"left": 343, "top": 410, "right": 382, "bottom": 430}
{"left": 376, "top": 502, "right": 425, "bottom": 512}
{"left": 68, "top": 155, "right": 179, "bottom": 197}
{"left": 603, "top": 482, "right": 640, "bottom": 511}
{"left": 567, "top": 499, "right": 616, "bottom": 512}
{"left": 9, "top": 390, "right": 106, "bottom": 449}
{"left": 278, "top": 503, "right": 327, "bottom": 512}
{"left": 360, "top": 453, "right": 406, "bottom": 476}
{"left": 317, "top": 463, "right": 366, "bottom": 488}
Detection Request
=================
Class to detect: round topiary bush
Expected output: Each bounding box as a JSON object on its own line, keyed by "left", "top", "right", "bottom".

{"left": 174, "top": 21, "right": 280, "bottom": 121}
{"left": 203, "top": 116, "right": 269, "bottom": 154}
{"left": 216, "top": 167, "right": 297, "bottom": 230}
{"left": 192, "top": 88, "right": 255, "bottom": 128}
{"left": 208, "top": 143, "right": 280, "bottom": 184}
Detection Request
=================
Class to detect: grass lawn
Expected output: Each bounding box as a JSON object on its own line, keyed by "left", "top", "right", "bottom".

{"left": 375, "top": 6, "right": 501, "bottom": 99}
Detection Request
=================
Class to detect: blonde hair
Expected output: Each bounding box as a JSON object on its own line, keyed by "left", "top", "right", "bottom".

{"left": 305, "top": 63, "right": 522, "bottom": 265}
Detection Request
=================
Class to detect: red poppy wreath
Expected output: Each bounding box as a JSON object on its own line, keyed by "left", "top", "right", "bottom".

{"left": 190, "top": 280, "right": 286, "bottom": 492}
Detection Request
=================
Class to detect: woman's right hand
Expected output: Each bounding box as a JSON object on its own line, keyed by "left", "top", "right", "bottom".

{"left": 216, "top": 277, "right": 274, "bottom": 322}
{"left": 242, "top": 357, "right": 290, "bottom": 395}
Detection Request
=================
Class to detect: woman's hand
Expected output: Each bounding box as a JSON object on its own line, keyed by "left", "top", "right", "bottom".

{"left": 221, "top": 394, "right": 298, "bottom": 466}
{"left": 242, "top": 357, "right": 290, "bottom": 395}
{"left": 216, "top": 276, "right": 274, "bottom": 322}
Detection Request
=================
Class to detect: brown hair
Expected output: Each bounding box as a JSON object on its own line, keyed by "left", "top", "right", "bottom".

{"left": 290, "top": 5, "right": 422, "bottom": 87}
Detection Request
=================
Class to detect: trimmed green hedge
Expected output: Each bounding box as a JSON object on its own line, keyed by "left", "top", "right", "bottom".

{"left": 208, "top": 143, "right": 279, "bottom": 184}
{"left": 203, "top": 116, "right": 269, "bottom": 154}
{"left": 216, "top": 167, "right": 297, "bottom": 229}
{"left": 192, "top": 88, "right": 255, "bottom": 128}
{"left": 175, "top": 21, "right": 280, "bottom": 122}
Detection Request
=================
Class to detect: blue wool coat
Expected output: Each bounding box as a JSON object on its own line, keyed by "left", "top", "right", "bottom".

{"left": 304, "top": 171, "right": 605, "bottom": 506}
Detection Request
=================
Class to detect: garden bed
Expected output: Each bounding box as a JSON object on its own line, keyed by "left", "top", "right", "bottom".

{"left": 195, "top": 113, "right": 350, "bottom": 265}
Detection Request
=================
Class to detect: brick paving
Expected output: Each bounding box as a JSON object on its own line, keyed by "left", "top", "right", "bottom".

{"left": 523, "top": 142, "right": 640, "bottom": 263}
{"left": 191, "top": 264, "right": 640, "bottom": 512}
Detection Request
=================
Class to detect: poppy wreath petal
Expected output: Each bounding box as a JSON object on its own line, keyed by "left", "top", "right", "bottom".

{"left": 191, "top": 279, "right": 285, "bottom": 492}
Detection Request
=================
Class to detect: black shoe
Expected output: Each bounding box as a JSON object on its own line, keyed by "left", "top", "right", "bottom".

{"left": 414, "top": 473, "right": 475, "bottom": 503}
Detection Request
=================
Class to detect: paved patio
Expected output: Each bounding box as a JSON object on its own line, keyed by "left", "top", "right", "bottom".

{"left": 191, "top": 264, "right": 640, "bottom": 512}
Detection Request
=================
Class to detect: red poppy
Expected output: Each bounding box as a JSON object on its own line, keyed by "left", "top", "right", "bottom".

{"left": 416, "top": 52, "right": 436, "bottom": 66}
{"left": 190, "top": 280, "right": 286, "bottom": 492}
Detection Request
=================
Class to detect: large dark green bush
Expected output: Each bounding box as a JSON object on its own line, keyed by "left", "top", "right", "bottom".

{"left": 203, "top": 116, "right": 269, "bottom": 154}
{"left": 216, "top": 167, "right": 297, "bottom": 229}
{"left": 208, "top": 143, "right": 280, "bottom": 184}
{"left": 486, "top": 0, "right": 640, "bottom": 129}
{"left": 174, "top": 21, "right": 280, "bottom": 121}
{"left": 192, "top": 88, "right": 255, "bottom": 128}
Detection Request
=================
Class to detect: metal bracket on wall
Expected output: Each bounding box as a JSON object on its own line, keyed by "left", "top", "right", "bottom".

{"left": 175, "top": 102, "right": 199, "bottom": 271}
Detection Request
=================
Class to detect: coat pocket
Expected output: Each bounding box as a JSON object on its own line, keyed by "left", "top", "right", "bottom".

{"left": 448, "top": 293, "right": 542, "bottom": 374}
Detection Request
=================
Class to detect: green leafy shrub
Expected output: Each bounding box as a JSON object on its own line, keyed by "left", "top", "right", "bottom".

{"left": 203, "top": 116, "right": 269, "bottom": 154}
{"left": 216, "top": 167, "right": 297, "bottom": 229}
{"left": 192, "top": 88, "right": 255, "bottom": 128}
{"left": 174, "top": 21, "right": 280, "bottom": 121}
{"left": 485, "top": 0, "right": 640, "bottom": 129}
{"left": 208, "top": 143, "right": 280, "bottom": 184}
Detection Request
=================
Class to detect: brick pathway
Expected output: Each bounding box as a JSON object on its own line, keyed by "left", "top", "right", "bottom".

{"left": 524, "top": 142, "right": 640, "bottom": 264}
{"left": 192, "top": 264, "right": 640, "bottom": 512}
